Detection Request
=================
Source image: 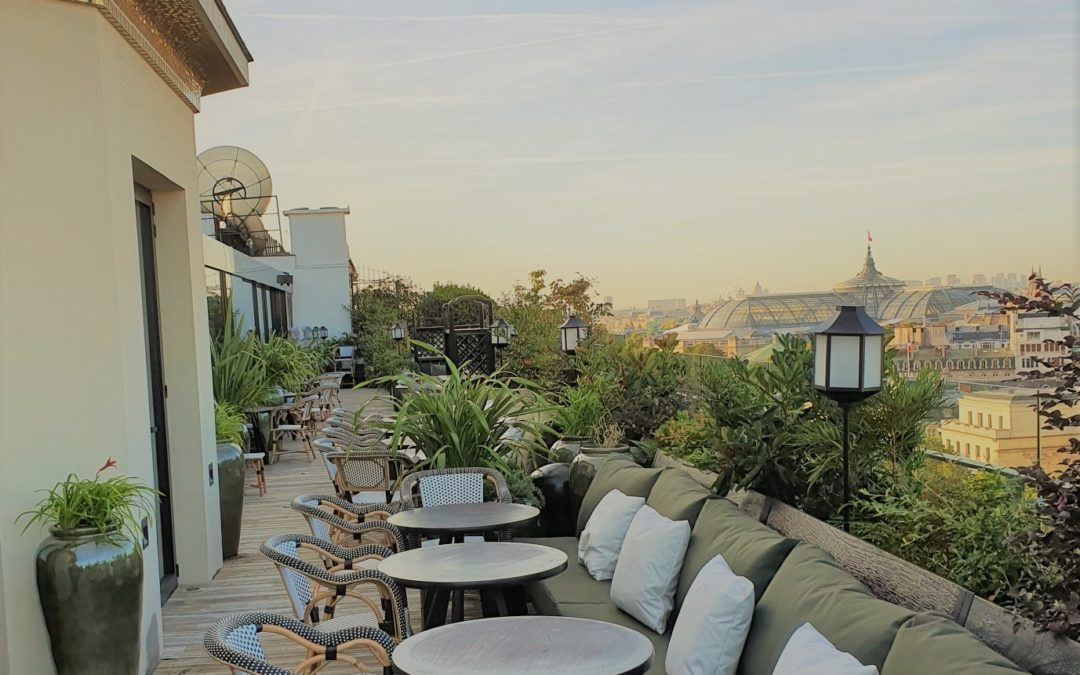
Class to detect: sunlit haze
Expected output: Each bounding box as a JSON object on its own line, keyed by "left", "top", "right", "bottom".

{"left": 196, "top": 0, "right": 1078, "bottom": 306}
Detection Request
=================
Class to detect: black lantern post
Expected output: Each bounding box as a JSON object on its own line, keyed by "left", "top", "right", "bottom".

{"left": 812, "top": 305, "right": 884, "bottom": 532}
{"left": 390, "top": 322, "right": 406, "bottom": 342}
{"left": 490, "top": 318, "right": 512, "bottom": 349}
{"left": 559, "top": 315, "right": 589, "bottom": 355}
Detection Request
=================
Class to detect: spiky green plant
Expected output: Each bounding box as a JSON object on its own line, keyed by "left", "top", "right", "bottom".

{"left": 256, "top": 335, "right": 321, "bottom": 392}
{"left": 18, "top": 458, "right": 159, "bottom": 546}
{"left": 214, "top": 401, "right": 246, "bottom": 445}
{"left": 211, "top": 310, "right": 272, "bottom": 408}
{"left": 363, "top": 345, "right": 552, "bottom": 501}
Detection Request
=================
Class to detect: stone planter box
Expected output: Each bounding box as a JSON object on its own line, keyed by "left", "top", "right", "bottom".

{"left": 652, "top": 449, "right": 718, "bottom": 489}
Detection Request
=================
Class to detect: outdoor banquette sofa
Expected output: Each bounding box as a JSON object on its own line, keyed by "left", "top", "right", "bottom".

{"left": 522, "top": 456, "right": 1080, "bottom": 675}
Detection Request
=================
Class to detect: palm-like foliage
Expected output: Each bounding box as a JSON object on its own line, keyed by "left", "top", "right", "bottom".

{"left": 363, "top": 346, "right": 552, "bottom": 499}
{"left": 210, "top": 310, "right": 272, "bottom": 408}
{"left": 255, "top": 335, "right": 321, "bottom": 392}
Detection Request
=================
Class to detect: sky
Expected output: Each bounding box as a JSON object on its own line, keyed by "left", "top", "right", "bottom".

{"left": 196, "top": 0, "right": 1077, "bottom": 307}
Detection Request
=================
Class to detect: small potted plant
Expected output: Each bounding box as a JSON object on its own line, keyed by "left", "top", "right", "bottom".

{"left": 214, "top": 401, "right": 247, "bottom": 559}
{"left": 19, "top": 458, "right": 157, "bottom": 675}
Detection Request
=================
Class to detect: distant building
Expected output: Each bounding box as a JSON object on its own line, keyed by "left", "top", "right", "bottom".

{"left": 937, "top": 387, "right": 1077, "bottom": 473}
{"left": 972, "top": 273, "right": 988, "bottom": 285}
{"left": 648, "top": 298, "right": 687, "bottom": 312}
{"left": 1010, "top": 311, "right": 1078, "bottom": 375}
{"left": 924, "top": 276, "right": 942, "bottom": 287}
{"left": 947, "top": 274, "right": 961, "bottom": 286}
{"left": 678, "top": 244, "right": 994, "bottom": 356}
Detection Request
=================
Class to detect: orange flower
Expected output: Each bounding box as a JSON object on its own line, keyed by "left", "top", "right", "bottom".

{"left": 97, "top": 457, "right": 118, "bottom": 475}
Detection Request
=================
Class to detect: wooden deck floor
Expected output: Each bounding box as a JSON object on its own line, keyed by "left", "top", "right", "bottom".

{"left": 156, "top": 388, "right": 478, "bottom": 674}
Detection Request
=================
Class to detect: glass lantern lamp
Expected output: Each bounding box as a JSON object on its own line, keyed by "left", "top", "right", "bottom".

{"left": 490, "top": 318, "right": 512, "bottom": 349}
{"left": 812, "top": 305, "right": 885, "bottom": 531}
{"left": 559, "top": 315, "right": 589, "bottom": 355}
{"left": 390, "top": 322, "right": 406, "bottom": 342}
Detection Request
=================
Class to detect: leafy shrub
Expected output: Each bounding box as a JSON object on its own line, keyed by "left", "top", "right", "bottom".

{"left": 654, "top": 410, "right": 715, "bottom": 470}
{"left": 854, "top": 461, "right": 1036, "bottom": 600}
{"left": 698, "top": 334, "right": 944, "bottom": 520}
{"left": 575, "top": 336, "right": 689, "bottom": 442}
{"left": 350, "top": 279, "right": 416, "bottom": 379}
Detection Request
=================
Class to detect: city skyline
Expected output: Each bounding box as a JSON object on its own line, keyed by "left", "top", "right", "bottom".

{"left": 197, "top": 0, "right": 1077, "bottom": 307}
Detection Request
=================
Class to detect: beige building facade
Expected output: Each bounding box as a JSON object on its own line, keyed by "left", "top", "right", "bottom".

{"left": 0, "top": 1, "right": 249, "bottom": 672}
{"left": 937, "top": 389, "right": 1077, "bottom": 473}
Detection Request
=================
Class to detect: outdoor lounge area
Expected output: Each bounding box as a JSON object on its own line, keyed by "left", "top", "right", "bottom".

{"left": 4, "top": 2, "right": 1077, "bottom": 674}
{"left": 151, "top": 375, "right": 1079, "bottom": 675}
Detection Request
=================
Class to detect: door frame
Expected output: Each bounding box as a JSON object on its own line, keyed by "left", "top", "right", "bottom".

{"left": 135, "top": 185, "right": 179, "bottom": 601}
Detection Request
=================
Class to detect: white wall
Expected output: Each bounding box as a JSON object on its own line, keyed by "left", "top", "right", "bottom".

{"left": 285, "top": 208, "right": 353, "bottom": 337}
{"left": 0, "top": 2, "right": 224, "bottom": 672}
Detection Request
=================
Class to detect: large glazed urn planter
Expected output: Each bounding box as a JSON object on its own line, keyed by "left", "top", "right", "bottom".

{"left": 217, "top": 442, "right": 246, "bottom": 559}
{"left": 568, "top": 453, "right": 613, "bottom": 521}
{"left": 36, "top": 526, "right": 143, "bottom": 675}
{"left": 579, "top": 443, "right": 631, "bottom": 458}
{"left": 550, "top": 436, "right": 588, "bottom": 464}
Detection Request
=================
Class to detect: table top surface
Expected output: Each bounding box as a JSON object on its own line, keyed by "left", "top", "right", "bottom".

{"left": 386, "top": 502, "right": 540, "bottom": 534}
{"left": 391, "top": 616, "right": 654, "bottom": 675}
{"left": 377, "top": 542, "right": 567, "bottom": 589}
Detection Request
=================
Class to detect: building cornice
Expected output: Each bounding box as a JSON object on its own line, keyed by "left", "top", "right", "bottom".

{"left": 62, "top": 0, "right": 250, "bottom": 112}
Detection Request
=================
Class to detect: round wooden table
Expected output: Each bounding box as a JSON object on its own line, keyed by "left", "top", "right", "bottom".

{"left": 392, "top": 616, "right": 654, "bottom": 675}
{"left": 378, "top": 542, "right": 567, "bottom": 629}
{"left": 387, "top": 502, "right": 540, "bottom": 544}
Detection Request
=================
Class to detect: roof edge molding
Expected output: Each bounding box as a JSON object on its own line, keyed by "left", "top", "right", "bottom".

{"left": 64, "top": 0, "right": 251, "bottom": 111}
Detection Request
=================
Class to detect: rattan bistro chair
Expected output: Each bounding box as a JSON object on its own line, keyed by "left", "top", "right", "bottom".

{"left": 271, "top": 395, "right": 318, "bottom": 462}
{"left": 260, "top": 534, "right": 411, "bottom": 643}
{"left": 204, "top": 611, "right": 394, "bottom": 675}
{"left": 397, "top": 467, "right": 513, "bottom": 548}
{"left": 291, "top": 494, "right": 405, "bottom": 551}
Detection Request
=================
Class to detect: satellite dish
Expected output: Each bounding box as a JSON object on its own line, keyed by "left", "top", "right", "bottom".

{"left": 197, "top": 145, "right": 273, "bottom": 222}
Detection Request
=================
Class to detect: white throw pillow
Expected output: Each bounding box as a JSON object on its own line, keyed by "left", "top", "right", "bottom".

{"left": 609, "top": 505, "right": 691, "bottom": 633}
{"left": 772, "top": 623, "right": 879, "bottom": 675}
{"left": 577, "top": 489, "right": 646, "bottom": 580}
{"left": 665, "top": 554, "right": 755, "bottom": 675}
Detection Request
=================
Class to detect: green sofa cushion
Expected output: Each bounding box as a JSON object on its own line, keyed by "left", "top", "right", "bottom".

{"left": 882, "top": 614, "right": 1024, "bottom": 674}
{"left": 576, "top": 457, "right": 663, "bottom": 535}
{"left": 645, "top": 468, "right": 714, "bottom": 527}
{"left": 555, "top": 602, "right": 668, "bottom": 675}
{"left": 737, "top": 542, "right": 914, "bottom": 675}
{"left": 517, "top": 537, "right": 611, "bottom": 615}
{"left": 676, "top": 498, "right": 796, "bottom": 609}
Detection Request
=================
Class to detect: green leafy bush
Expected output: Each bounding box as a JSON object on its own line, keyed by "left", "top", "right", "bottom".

{"left": 654, "top": 410, "right": 715, "bottom": 470}
{"left": 854, "top": 461, "right": 1036, "bottom": 600}
{"left": 575, "top": 336, "right": 689, "bottom": 442}
{"left": 350, "top": 279, "right": 416, "bottom": 379}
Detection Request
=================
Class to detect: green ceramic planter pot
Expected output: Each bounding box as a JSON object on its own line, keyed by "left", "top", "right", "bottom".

{"left": 567, "top": 453, "right": 610, "bottom": 522}
{"left": 217, "top": 442, "right": 246, "bottom": 559}
{"left": 550, "top": 436, "right": 588, "bottom": 464}
{"left": 36, "top": 526, "right": 143, "bottom": 675}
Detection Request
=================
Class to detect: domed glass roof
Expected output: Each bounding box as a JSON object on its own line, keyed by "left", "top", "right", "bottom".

{"left": 876, "top": 287, "right": 983, "bottom": 322}
{"left": 699, "top": 293, "right": 848, "bottom": 331}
